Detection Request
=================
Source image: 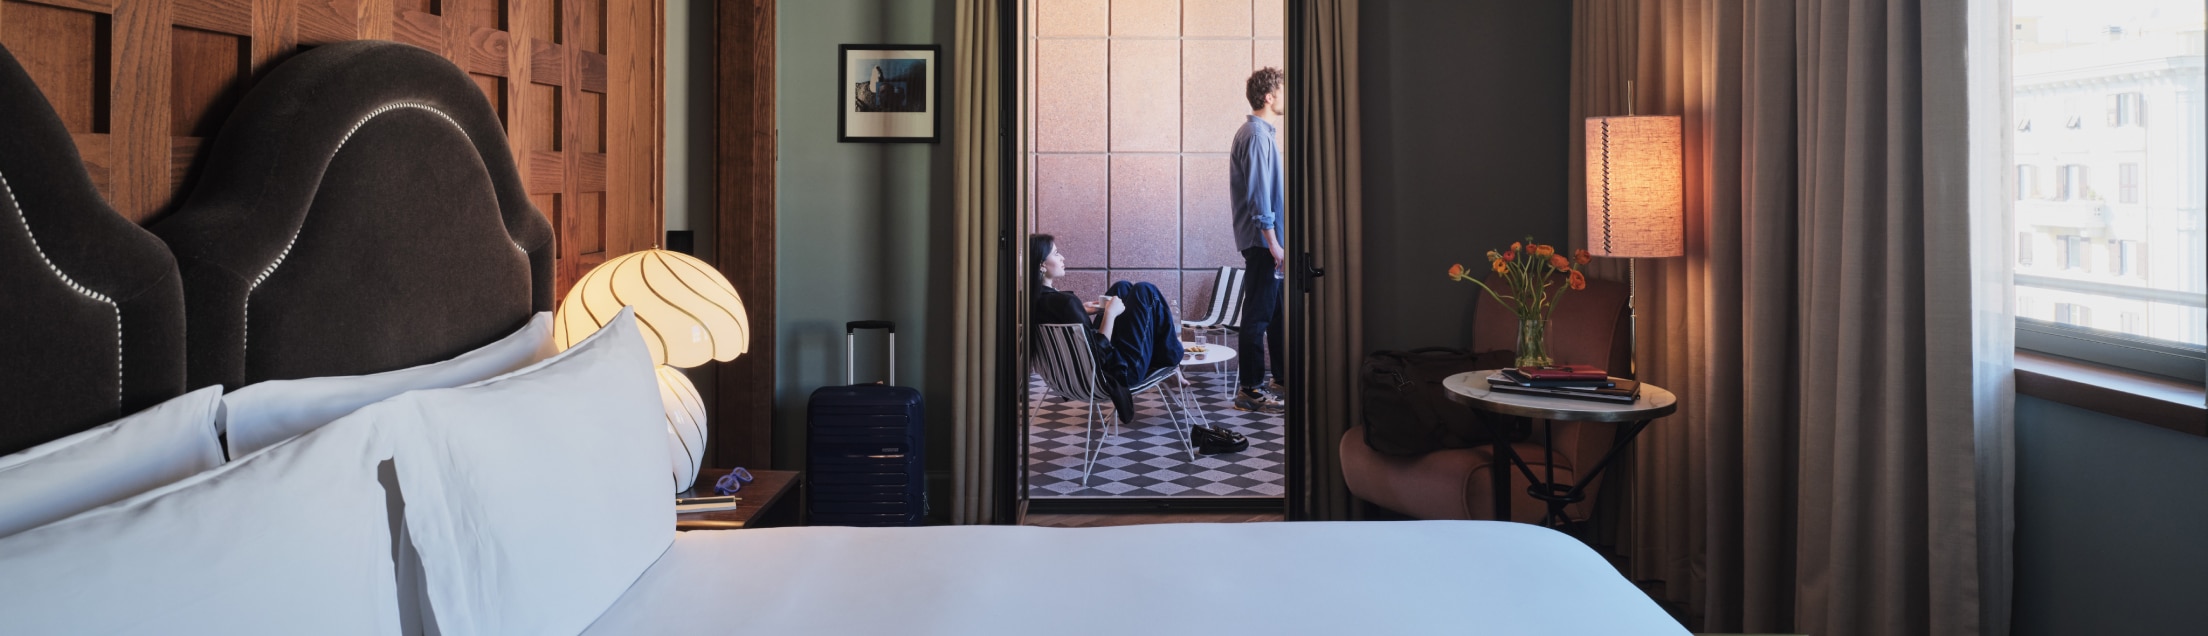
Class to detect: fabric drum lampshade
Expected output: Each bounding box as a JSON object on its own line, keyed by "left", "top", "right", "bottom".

{"left": 1584, "top": 115, "right": 1685, "bottom": 258}
{"left": 553, "top": 249, "right": 749, "bottom": 492}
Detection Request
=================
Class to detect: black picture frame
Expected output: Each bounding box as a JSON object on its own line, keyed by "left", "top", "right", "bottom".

{"left": 838, "top": 44, "right": 943, "bottom": 143}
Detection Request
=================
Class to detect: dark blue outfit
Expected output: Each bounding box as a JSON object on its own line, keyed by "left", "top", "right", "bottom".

{"left": 1035, "top": 282, "right": 1184, "bottom": 423}
{"left": 1229, "top": 115, "right": 1285, "bottom": 390}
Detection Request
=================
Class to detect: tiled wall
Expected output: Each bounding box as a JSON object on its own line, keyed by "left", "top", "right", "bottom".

{"left": 1028, "top": 0, "right": 1285, "bottom": 319}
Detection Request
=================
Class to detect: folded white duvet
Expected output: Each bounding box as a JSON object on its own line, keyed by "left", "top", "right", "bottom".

{"left": 582, "top": 520, "right": 1686, "bottom": 635}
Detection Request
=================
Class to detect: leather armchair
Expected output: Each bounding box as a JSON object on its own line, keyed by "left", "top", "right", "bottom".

{"left": 1341, "top": 275, "right": 1633, "bottom": 522}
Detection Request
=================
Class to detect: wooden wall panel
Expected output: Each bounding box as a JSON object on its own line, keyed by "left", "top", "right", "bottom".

{"left": 0, "top": 0, "right": 663, "bottom": 301}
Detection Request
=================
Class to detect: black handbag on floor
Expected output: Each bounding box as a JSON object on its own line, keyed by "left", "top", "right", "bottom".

{"left": 1358, "top": 347, "right": 1527, "bottom": 456}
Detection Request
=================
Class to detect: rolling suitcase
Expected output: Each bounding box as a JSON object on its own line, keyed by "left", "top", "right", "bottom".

{"left": 806, "top": 320, "right": 927, "bottom": 526}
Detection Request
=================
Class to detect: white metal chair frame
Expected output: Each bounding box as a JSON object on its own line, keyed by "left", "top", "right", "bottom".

{"left": 1179, "top": 266, "right": 1246, "bottom": 397}
{"left": 1032, "top": 323, "right": 1209, "bottom": 486}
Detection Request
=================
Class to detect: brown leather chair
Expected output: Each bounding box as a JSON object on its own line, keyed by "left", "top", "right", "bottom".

{"left": 1341, "top": 276, "right": 1633, "bottom": 522}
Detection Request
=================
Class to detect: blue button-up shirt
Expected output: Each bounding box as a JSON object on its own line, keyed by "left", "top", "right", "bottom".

{"left": 1229, "top": 115, "right": 1283, "bottom": 253}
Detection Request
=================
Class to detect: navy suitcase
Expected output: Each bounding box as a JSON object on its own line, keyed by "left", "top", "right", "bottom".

{"left": 806, "top": 320, "right": 926, "bottom": 526}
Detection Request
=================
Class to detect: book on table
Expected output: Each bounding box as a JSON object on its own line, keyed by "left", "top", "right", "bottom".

{"left": 676, "top": 495, "right": 739, "bottom": 513}
{"left": 1498, "top": 367, "right": 1615, "bottom": 388}
{"left": 1487, "top": 373, "right": 1642, "bottom": 404}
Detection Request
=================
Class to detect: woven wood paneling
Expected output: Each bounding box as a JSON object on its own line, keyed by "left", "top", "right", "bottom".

{"left": 0, "top": 0, "right": 664, "bottom": 298}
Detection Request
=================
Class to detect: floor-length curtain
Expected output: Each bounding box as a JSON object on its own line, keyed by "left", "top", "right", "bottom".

{"left": 1287, "top": 0, "right": 1364, "bottom": 521}
{"left": 1576, "top": 0, "right": 2015, "bottom": 633}
{"left": 949, "top": 0, "right": 1003, "bottom": 525}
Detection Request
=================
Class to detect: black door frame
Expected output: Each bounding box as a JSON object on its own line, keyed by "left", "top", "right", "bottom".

{"left": 992, "top": 0, "right": 1308, "bottom": 520}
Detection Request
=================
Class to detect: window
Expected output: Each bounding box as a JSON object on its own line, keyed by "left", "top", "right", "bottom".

{"left": 2107, "top": 92, "right": 2145, "bottom": 127}
{"left": 2057, "top": 235, "right": 2088, "bottom": 271}
{"left": 2055, "top": 165, "right": 2087, "bottom": 201}
{"left": 2009, "top": 0, "right": 2207, "bottom": 383}
{"left": 2056, "top": 303, "right": 2092, "bottom": 327}
{"left": 2118, "top": 163, "right": 2139, "bottom": 204}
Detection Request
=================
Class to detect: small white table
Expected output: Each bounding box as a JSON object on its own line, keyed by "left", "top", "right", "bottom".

{"left": 1180, "top": 342, "right": 1236, "bottom": 399}
{"left": 1442, "top": 371, "right": 1678, "bottom": 536}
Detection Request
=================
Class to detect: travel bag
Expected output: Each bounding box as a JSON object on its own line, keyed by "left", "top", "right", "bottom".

{"left": 1358, "top": 347, "right": 1527, "bottom": 456}
{"left": 806, "top": 321, "right": 927, "bottom": 526}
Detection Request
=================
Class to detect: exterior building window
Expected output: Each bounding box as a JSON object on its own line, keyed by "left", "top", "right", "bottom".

{"left": 2114, "top": 240, "right": 2143, "bottom": 277}
{"left": 2017, "top": 164, "right": 2037, "bottom": 200}
{"left": 2056, "top": 303, "right": 2092, "bottom": 327}
{"left": 2017, "top": 232, "right": 2034, "bottom": 267}
{"left": 2058, "top": 235, "right": 2089, "bottom": 271}
{"left": 2108, "top": 92, "right": 2145, "bottom": 127}
{"left": 2065, "top": 114, "right": 2084, "bottom": 129}
{"left": 2056, "top": 165, "right": 2087, "bottom": 201}
{"left": 2121, "top": 312, "right": 2145, "bottom": 335}
{"left": 2118, "top": 163, "right": 2139, "bottom": 203}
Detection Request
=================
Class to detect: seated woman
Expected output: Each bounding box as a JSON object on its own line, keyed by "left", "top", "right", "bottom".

{"left": 1030, "top": 234, "right": 1244, "bottom": 454}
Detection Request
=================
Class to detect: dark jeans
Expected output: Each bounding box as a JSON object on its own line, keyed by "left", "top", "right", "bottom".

{"left": 1238, "top": 247, "right": 1285, "bottom": 389}
{"left": 1100, "top": 281, "right": 1185, "bottom": 420}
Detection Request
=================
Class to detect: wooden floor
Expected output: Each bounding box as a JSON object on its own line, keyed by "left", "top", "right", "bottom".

{"left": 1022, "top": 511, "right": 1285, "bottom": 528}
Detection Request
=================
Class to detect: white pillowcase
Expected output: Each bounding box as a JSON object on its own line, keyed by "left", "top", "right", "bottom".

{"left": 390, "top": 307, "right": 672, "bottom": 636}
{"left": 0, "top": 398, "right": 402, "bottom": 635}
{"left": 223, "top": 312, "right": 556, "bottom": 458}
{"left": 0, "top": 385, "right": 224, "bottom": 538}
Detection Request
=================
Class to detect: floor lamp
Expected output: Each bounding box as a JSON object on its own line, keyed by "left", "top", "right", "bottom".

{"left": 1584, "top": 103, "right": 1684, "bottom": 377}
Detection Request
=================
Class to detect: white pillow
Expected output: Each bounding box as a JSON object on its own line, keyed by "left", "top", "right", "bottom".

{"left": 223, "top": 312, "right": 556, "bottom": 458}
{"left": 390, "top": 307, "right": 672, "bottom": 636}
{"left": 0, "top": 385, "right": 224, "bottom": 538}
{"left": 0, "top": 399, "right": 401, "bottom": 635}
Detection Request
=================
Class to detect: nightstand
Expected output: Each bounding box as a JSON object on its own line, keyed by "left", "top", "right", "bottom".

{"left": 676, "top": 468, "right": 801, "bottom": 530}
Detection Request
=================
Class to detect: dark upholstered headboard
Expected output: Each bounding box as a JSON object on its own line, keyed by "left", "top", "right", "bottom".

{"left": 151, "top": 41, "right": 554, "bottom": 391}
{"left": 0, "top": 47, "right": 187, "bottom": 455}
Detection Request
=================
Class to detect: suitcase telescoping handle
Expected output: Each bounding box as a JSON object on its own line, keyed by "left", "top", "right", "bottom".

{"left": 845, "top": 320, "right": 896, "bottom": 385}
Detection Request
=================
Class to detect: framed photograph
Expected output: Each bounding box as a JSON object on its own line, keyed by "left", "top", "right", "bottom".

{"left": 838, "top": 44, "right": 942, "bottom": 143}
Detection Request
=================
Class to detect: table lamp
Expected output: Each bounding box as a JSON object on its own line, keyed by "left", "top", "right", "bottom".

{"left": 553, "top": 249, "right": 750, "bottom": 492}
{"left": 1585, "top": 91, "right": 1684, "bottom": 375}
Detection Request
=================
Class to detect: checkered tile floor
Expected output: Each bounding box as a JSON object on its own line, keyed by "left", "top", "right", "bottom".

{"left": 1026, "top": 369, "right": 1285, "bottom": 498}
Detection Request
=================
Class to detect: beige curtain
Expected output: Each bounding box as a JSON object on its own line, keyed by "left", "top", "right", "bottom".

{"left": 1288, "top": 0, "right": 1364, "bottom": 521}
{"left": 1577, "top": 0, "right": 2016, "bottom": 634}
{"left": 949, "top": 0, "right": 1003, "bottom": 525}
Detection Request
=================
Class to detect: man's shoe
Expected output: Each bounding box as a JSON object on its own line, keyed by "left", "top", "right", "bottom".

{"left": 1192, "top": 425, "right": 1248, "bottom": 455}
{"left": 1264, "top": 379, "right": 1287, "bottom": 397}
{"left": 1232, "top": 387, "right": 1286, "bottom": 414}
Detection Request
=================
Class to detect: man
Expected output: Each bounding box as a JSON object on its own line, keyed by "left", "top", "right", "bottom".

{"left": 1228, "top": 67, "right": 1286, "bottom": 415}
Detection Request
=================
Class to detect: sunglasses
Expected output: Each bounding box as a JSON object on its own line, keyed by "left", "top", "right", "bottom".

{"left": 713, "top": 467, "right": 756, "bottom": 496}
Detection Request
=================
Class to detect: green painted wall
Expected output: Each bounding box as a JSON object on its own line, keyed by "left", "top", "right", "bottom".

{"left": 775, "top": 0, "right": 958, "bottom": 518}
{"left": 2013, "top": 395, "right": 2208, "bottom": 634}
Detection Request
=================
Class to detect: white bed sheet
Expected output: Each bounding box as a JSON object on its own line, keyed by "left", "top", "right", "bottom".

{"left": 581, "top": 520, "right": 1686, "bottom": 635}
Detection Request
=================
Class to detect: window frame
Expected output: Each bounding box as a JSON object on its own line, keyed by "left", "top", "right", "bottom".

{"left": 2117, "top": 162, "right": 2139, "bottom": 204}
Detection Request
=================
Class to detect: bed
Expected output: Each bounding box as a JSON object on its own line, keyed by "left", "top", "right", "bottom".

{"left": 0, "top": 41, "right": 1687, "bottom": 635}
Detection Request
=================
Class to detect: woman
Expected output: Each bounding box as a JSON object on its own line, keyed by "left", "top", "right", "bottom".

{"left": 1031, "top": 234, "right": 1244, "bottom": 454}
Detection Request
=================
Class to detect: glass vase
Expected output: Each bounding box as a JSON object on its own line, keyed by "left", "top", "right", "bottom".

{"left": 1515, "top": 318, "right": 1552, "bottom": 368}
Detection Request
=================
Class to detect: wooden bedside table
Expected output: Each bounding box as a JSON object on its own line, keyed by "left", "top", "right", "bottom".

{"left": 676, "top": 468, "right": 801, "bottom": 530}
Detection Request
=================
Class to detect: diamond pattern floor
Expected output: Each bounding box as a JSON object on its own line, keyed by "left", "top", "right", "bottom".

{"left": 1026, "top": 370, "right": 1285, "bottom": 498}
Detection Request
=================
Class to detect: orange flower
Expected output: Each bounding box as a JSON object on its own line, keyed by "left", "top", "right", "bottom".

{"left": 1486, "top": 250, "right": 1502, "bottom": 261}
{"left": 1490, "top": 259, "right": 1510, "bottom": 275}
{"left": 1573, "top": 248, "right": 1592, "bottom": 265}
{"left": 1568, "top": 270, "right": 1587, "bottom": 291}
{"left": 1535, "top": 245, "right": 1556, "bottom": 258}
{"left": 1510, "top": 241, "right": 1523, "bottom": 253}
{"left": 1448, "top": 263, "right": 1467, "bottom": 279}
{"left": 1549, "top": 254, "right": 1571, "bottom": 270}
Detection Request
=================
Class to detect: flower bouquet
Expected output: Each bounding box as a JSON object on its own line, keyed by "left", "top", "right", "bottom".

{"left": 1448, "top": 238, "right": 1591, "bottom": 368}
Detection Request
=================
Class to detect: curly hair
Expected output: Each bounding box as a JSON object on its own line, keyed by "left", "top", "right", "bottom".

{"left": 1245, "top": 67, "right": 1284, "bottom": 110}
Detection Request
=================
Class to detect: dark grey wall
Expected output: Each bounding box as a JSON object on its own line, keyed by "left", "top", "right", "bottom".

{"left": 777, "top": 0, "right": 959, "bottom": 518}
{"left": 2014, "top": 396, "right": 2208, "bottom": 634}
{"left": 1358, "top": 0, "right": 1573, "bottom": 353}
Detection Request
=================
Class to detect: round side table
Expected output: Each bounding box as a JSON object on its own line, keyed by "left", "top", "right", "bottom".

{"left": 1179, "top": 342, "right": 1237, "bottom": 400}
{"left": 1442, "top": 371, "right": 1678, "bottom": 537}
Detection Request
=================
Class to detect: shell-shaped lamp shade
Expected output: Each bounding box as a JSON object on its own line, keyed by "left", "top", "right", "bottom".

{"left": 554, "top": 249, "right": 750, "bottom": 368}
{"left": 658, "top": 365, "right": 708, "bottom": 493}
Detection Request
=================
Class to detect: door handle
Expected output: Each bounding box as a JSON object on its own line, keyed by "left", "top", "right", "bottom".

{"left": 1298, "top": 253, "right": 1325, "bottom": 293}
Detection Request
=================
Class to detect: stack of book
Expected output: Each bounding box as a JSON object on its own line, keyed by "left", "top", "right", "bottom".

{"left": 1487, "top": 364, "right": 1642, "bottom": 405}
